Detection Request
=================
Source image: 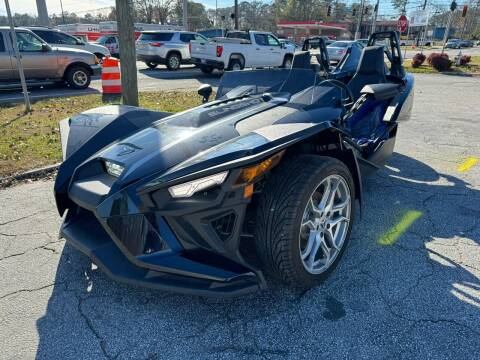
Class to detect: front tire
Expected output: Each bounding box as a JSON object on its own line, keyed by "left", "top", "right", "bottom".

{"left": 65, "top": 66, "right": 91, "bottom": 89}
{"left": 166, "top": 52, "right": 181, "bottom": 71}
{"left": 199, "top": 65, "right": 213, "bottom": 74}
{"left": 282, "top": 55, "right": 293, "bottom": 68}
{"left": 255, "top": 155, "right": 355, "bottom": 288}
{"left": 145, "top": 62, "right": 158, "bottom": 69}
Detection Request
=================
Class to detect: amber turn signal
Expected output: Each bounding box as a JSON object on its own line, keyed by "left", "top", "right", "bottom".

{"left": 235, "top": 150, "right": 285, "bottom": 186}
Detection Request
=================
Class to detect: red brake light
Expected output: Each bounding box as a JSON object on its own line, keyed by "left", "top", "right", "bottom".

{"left": 149, "top": 42, "right": 163, "bottom": 47}
{"left": 216, "top": 45, "right": 223, "bottom": 57}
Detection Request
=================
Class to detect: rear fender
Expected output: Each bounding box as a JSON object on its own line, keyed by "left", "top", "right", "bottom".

{"left": 384, "top": 74, "right": 414, "bottom": 123}
{"left": 54, "top": 105, "right": 171, "bottom": 215}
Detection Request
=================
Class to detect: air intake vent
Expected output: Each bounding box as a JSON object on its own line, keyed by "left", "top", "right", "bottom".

{"left": 211, "top": 212, "right": 236, "bottom": 241}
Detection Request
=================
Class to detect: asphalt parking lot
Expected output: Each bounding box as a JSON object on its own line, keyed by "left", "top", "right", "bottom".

{"left": 0, "top": 62, "right": 222, "bottom": 105}
{"left": 0, "top": 73, "right": 479, "bottom": 359}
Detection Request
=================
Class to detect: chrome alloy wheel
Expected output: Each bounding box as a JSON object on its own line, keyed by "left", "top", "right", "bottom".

{"left": 299, "top": 174, "right": 351, "bottom": 274}
{"left": 72, "top": 70, "right": 88, "bottom": 87}
{"left": 169, "top": 55, "right": 180, "bottom": 69}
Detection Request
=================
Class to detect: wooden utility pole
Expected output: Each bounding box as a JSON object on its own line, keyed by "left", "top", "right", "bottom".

{"left": 183, "top": 0, "right": 188, "bottom": 31}
{"left": 115, "top": 0, "right": 139, "bottom": 106}
{"left": 5, "top": 0, "right": 31, "bottom": 113}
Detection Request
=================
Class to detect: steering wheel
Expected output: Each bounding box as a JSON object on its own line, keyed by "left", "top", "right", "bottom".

{"left": 318, "top": 79, "right": 354, "bottom": 107}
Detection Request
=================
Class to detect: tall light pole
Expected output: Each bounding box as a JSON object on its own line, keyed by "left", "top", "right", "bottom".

{"left": 59, "top": 0, "right": 66, "bottom": 24}
{"left": 442, "top": 0, "right": 457, "bottom": 53}
{"left": 371, "top": 0, "right": 380, "bottom": 35}
{"left": 35, "top": 0, "right": 49, "bottom": 26}
{"left": 234, "top": 0, "right": 239, "bottom": 29}
{"left": 355, "top": 0, "right": 366, "bottom": 39}
{"left": 5, "top": 0, "right": 31, "bottom": 113}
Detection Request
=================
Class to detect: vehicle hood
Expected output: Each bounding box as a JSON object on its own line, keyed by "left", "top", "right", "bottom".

{"left": 52, "top": 46, "right": 94, "bottom": 57}
{"left": 86, "top": 93, "right": 339, "bottom": 188}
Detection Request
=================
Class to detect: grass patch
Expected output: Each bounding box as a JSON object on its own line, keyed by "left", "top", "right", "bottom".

{"left": 404, "top": 55, "right": 480, "bottom": 75}
{"left": 0, "top": 91, "right": 202, "bottom": 178}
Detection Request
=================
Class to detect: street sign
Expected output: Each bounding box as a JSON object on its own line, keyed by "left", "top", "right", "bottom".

{"left": 410, "top": 10, "right": 429, "bottom": 27}
{"left": 397, "top": 15, "right": 408, "bottom": 33}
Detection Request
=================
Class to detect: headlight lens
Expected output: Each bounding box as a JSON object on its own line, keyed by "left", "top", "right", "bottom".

{"left": 105, "top": 161, "right": 124, "bottom": 177}
{"left": 168, "top": 171, "right": 228, "bottom": 198}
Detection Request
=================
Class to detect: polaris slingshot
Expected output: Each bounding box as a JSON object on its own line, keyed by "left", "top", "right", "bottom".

{"left": 55, "top": 32, "right": 413, "bottom": 296}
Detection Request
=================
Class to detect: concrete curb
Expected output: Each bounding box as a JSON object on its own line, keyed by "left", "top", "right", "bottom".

{"left": 0, "top": 163, "right": 60, "bottom": 188}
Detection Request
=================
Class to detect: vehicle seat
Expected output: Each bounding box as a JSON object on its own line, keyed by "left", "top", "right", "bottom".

{"left": 347, "top": 46, "right": 386, "bottom": 100}
{"left": 292, "top": 51, "right": 311, "bottom": 69}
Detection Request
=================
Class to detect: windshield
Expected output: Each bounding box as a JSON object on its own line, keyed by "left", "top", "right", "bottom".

{"left": 329, "top": 41, "right": 350, "bottom": 48}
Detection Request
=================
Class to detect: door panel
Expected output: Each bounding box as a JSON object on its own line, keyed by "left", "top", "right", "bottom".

{"left": 0, "top": 33, "right": 14, "bottom": 80}
{"left": 252, "top": 34, "right": 271, "bottom": 67}
{"left": 267, "top": 35, "right": 283, "bottom": 66}
{"left": 11, "top": 32, "right": 58, "bottom": 79}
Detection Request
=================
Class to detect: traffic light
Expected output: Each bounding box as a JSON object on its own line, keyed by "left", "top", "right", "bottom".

{"left": 352, "top": 6, "right": 357, "bottom": 16}
{"left": 462, "top": 5, "right": 468, "bottom": 17}
{"left": 230, "top": 13, "right": 235, "bottom": 20}
{"left": 450, "top": 0, "right": 457, "bottom": 12}
{"left": 327, "top": 5, "right": 332, "bottom": 17}
{"left": 364, "top": 5, "right": 370, "bottom": 15}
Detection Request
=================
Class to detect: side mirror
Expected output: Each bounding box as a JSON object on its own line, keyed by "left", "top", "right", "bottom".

{"left": 198, "top": 84, "right": 212, "bottom": 103}
{"left": 41, "top": 44, "right": 50, "bottom": 52}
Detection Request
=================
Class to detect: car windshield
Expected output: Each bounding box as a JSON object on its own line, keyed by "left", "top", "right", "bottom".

{"left": 329, "top": 41, "right": 350, "bottom": 48}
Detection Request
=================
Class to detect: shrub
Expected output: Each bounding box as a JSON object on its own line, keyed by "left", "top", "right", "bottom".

{"left": 411, "top": 53, "right": 426, "bottom": 68}
{"left": 430, "top": 54, "right": 452, "bottom": 71}
{"left": 459, "top": 55, "right": 471, "bottom": 66}
{"left": 427, "top": 52, "right": 449, "bottom": 66}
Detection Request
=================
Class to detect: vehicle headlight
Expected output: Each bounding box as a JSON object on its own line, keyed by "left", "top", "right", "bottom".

{"left": 168, "top": 171, "right": 228, "bottom": 198}
{"left": 104, "top": 160, "right": 124, "bottom": 177}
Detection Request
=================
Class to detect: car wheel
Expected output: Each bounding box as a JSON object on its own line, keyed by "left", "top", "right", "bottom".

{"left": 255, "top": 155, "right": 355, "bottom": 288}
{"left": 228, "top": 59, "right": 243, "bottom": 71}
{"left": 199, "top": 65, "right": 213, "bottom": 74}
{"left": 166, "top": 53, "right": 181, "bottom": 71}
{"left": 282, "top": 55, "right": 293, "bottom": 68}
{"left": 146, "top": 62, "right": 158, "bottom": 69}
{"left": 65, "top": 66, "right": 91, "bottom": 90}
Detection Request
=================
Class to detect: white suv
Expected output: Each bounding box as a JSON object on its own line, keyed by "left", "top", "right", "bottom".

{"left": 136, "top": 31, "right": 207, "bottom": 70}
{"left": 28, "top": 27, "right": 110, "bottom": 61}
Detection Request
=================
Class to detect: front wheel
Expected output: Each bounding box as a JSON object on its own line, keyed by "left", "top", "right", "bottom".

{"left": 166, "top": 53, "right": 181, "bottom": 71}
{"left": 282, "top": 55, "right": 293, "bottom": 68}
{"left": 255, "top": 155, "right": 355, "bottom": 288}
{"left": 145, "top": 62, "right": 158, "bottom": 69}
{"left": 199, "top": 65, "right": 213, "bottom": 74}
{"left": 65, "top": 66, "right": 91, "bottom": 89}
{"left": 228, "top": 59, "right": 243, "bottom": 71}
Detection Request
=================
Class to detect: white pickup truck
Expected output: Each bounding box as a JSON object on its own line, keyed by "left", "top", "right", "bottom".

{"left": 190, "top": 31, "right": 295, "bottom": 73}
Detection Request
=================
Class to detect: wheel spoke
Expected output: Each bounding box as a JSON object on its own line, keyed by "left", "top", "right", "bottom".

{"left": 305, "top": 232, "right": 321, "bottom": 269}
{"left": 328, "top": 216, "right": 348, "bottom": 228}
{"left": 301, "top": 219, "right": 316, "bottom": 231}
{"left": 308, "top": 198, "right": 322, "bottom": 217}
{"left": 332, "top": 195, "right": 350, "bottom": 212}
{"left": 318, "top": 177, "right": 331, "bottom": 210}
{"left": 301, "top": 231, "right": 317, "bottom": 260}
{"left": 324, "top": 228, "right": 338, "bottom": 250}
{"left": 320, "top": 236, "right": 331, "bottom": 263}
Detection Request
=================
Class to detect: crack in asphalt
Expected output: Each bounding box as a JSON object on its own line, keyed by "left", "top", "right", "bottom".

{"left": 0, "top": 240, "right": 64, "bottom": 262}
{"left": 0, "top": 282, "right": 62, "bottom": 300}
{"left": 0, "top": 210, "right": 51, "bottom": 227}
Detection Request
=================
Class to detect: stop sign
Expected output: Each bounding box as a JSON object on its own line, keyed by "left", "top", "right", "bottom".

{"left": 397, "top": 15, "right": 408, "bottom": 33}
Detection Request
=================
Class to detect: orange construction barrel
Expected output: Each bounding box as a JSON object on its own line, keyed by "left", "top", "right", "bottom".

{"left": 101, "top": 57, "right": 122, "bottom": 94}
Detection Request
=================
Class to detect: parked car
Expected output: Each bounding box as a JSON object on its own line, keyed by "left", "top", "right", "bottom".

{"left": 136, "top": 31, "right": 207, "bottom": 70}
{"left": 445, "top": 39, "right": 461, "bottom": 49}
{"left": 27, "top": 26, "right": 110, "bottom": 61}
{"left": 459, "top": 39, "right": 474, "bottom": 48}
{"left": 279, "top": 39, "right": 300, "bottom": 52}
{"left": 190, "top": 30, "right": 295, "bottom": 74}
{"left": 54, "top": 31, "right": 413, "bottom": 296}
{"left": 327, "top": 41, "right": 363, "bottom": 62}
{"left": 0, "top": 27, "right": 101, "bottom": 89}
{"left": 356, "top": 38, "right": 369, "bottom": 47}
{"left": 94, "top": 35, "right": 119, "bottom": 57}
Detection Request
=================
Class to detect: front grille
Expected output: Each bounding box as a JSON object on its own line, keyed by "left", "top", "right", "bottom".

{"left": 211, "top": 212, "right": 236, "bottom": 241}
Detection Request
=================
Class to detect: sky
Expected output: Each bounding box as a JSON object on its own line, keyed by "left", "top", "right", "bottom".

{"left": 0, "top": 0, "right": 242, "bottom": 16}
{"left": 0, "top": 1, "right": 456, "bottom": 19}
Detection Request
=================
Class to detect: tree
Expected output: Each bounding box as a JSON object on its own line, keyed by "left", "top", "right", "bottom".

{"left": 174, "top": 1, "right": 210, "bottom": 30}
{"left": 134, "top": 0, "right": 175, "bottom": 24}
{"left": 391, "top": 0, "right": 409, "bottom": 14}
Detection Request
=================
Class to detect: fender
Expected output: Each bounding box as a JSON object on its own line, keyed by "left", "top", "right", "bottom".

{"left": 54, "top": 105, "right": 171, "bottom": 215}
